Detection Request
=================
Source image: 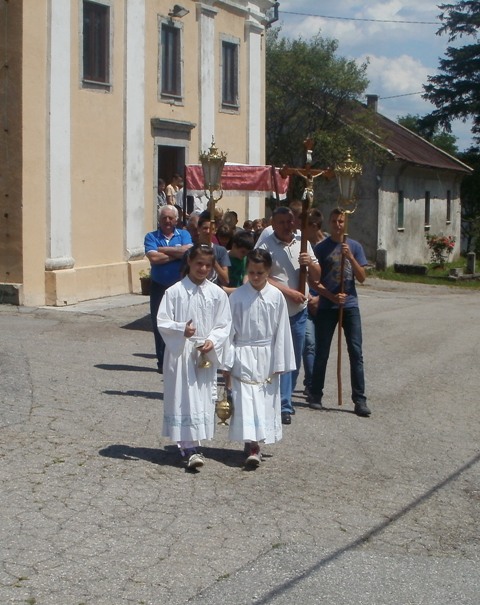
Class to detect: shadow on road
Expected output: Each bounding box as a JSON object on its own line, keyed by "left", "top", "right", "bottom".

{"left": 121, "top": 314, "right": 152, "bottom": 331}
{"left": 95, "top": 363, "right": 157, "bottom": 372}
{"left": 98, "top": 443, "right": 247, "bottom": 470}
{"left": 242, "top": 451, "right": 480, "bottom": 605}
{"left": 103, "top": 389, "right": 163, "bottom": 401}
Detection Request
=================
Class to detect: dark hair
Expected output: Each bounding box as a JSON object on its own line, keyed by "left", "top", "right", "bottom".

{"left": 308, "top": 208, "right": 324, "bottom": 227}
{"left": 189, "top": 243, "right": 214, "bottom": 261}
{"left": 288, "top": 200, "right": 303, "bottom": 217}
{"left": 329, "top": 207, "right": 345, "bottom": 219}
{"left": 198, "top": 213, "right": 212, "bottom": 228}
{"left": 223, "top": 210, "right": 238, "bottom": 227}
{"left": 232, "top": 231, "right": 255, "bottom": 251}
{"left": 246, "top": 248, "right": 272, "bottom": 270}
{"left": 272, "top": 206, "right": 293, "bottom": 218}
{"left": 183, "top": 243, "right": 214, "bottom": 276}
{"left": 216, "top": 223, "right": 233, "bottom": 238}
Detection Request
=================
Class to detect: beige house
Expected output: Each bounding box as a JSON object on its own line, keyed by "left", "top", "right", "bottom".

{"left": 0, "top": 0, "right": 276, "bottom": 306}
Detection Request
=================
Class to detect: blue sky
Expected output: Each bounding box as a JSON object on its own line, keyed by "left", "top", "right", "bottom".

{"left": 275, "top": 1, "right": 474, "bottom": 151}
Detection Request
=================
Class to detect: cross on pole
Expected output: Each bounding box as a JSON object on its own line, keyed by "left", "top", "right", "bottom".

{"left": 279, "top": 138, "right": 334, "bottom": 293}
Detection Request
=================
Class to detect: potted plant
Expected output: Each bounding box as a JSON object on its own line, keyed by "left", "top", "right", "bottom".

{"left": 139, "top": 268, "right": 151, "bottom": 295}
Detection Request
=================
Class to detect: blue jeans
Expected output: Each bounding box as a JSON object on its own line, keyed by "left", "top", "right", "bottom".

{"left": 150, "top": 280, "right": 168, "bottom": 370}
{"left": 281, "top": 308, "right": 307, "bottom": 414}
{"left": 302, "top": 312, "right": 316, "bottom": 391}
{"left": 311, "top": 307, "right": 366, "bottom": 405}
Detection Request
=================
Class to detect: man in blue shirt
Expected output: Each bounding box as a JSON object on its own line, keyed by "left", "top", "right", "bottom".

{"left": 144, "top": 206, "right": 192, "bottom": 372}
{"left": 309, "top": 207, "right": 371, "bottom": 417}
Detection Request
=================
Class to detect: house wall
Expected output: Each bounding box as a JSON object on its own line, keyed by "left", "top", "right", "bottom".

{"left": 309, "top": 161, "right": 462, "bottom": 268}
{"left": 0, "top": 0, "right": 272, "bottom": 306}
{"left": 377, "top": 164, "right": 462, "bottom": 266}
{"left": 0, "top": 0, "right": 26, "bottom": 302}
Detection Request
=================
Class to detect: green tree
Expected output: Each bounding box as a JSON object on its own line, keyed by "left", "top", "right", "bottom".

{"left": 397, "top": 113, "right": 459, "bottom": 155}
{"left": 266, "top": 28, "right": 371, "bottom": 170}
{"left": 458, "top": 146, "right": 480, "bottom": 252}
{"left": 423, "top": 1, "right": 480, "bottom": 142}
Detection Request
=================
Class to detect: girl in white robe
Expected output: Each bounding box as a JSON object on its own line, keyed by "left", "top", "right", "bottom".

{"left": 157, "top": 244, "right": 232, "bottom": 469}
{"left": 225, "top": 249, "right": 296, "bottom": 467}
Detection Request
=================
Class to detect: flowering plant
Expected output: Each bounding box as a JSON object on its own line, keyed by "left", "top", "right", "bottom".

{"left": 425, "top": 233, "right": 456, "bottom": 266}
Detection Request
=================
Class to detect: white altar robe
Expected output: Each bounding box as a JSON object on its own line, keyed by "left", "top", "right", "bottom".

{"left": 157, "top": 276, "right": 232, "bottom": 443}
{"left": 226, "top": 282, "right": 296, "bottom": 444}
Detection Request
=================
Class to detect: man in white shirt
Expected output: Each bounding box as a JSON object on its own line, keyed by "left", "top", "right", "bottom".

{"left": 257, "top": 206, "right": 320, "bottom": 425}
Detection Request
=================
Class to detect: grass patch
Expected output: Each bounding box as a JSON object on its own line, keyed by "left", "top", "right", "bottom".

{"left": 370, "top": 259, "right": 480, "bottom": 289}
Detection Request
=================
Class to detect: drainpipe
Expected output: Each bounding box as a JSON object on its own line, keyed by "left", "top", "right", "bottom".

{"left": 265, "top": 1, "right": 279, "bottom": 28}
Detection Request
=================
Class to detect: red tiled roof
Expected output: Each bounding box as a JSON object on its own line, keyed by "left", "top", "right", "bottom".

{"left": 370, "top": 111, "right": 472, "bottom": 174}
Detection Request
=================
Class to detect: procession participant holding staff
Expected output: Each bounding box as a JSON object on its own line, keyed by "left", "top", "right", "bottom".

{"left": 256, "top": 206, "right": 320, "bottom": 425}
{"left": 308, "top": 208, "right": 371, "bottom": 417}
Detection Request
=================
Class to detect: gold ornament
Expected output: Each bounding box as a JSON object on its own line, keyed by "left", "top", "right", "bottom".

{"left": 198, "top": 352, "right": 212, "bottom": 369}
{"left": 215, "top": 390, "right": 233, "bottom": 425}
{"left": 196, "top": 343, "right": 212, "bottom": 369}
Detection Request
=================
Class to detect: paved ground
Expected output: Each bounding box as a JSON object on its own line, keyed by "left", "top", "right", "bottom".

{"left": 0, "top": 279, "right": 479, "bottom": 605}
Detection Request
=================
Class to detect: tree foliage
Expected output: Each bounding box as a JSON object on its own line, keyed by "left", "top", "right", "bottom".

{"left": 423, "top": 1, "right": 480, "bottom": 142}
{"left": 458, "top": 146, "right": 480, "bottom": 252}
{"left": 266, "top": 28, "right": 372, "bottom": 170}
{"left": 397, "top": 113, "right": 459, "bottom": 155}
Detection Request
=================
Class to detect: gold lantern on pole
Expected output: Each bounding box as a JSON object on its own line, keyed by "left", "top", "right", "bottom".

{"left": 335, "top": 149, "right": 362, "bottom": 215}
{"left": 199, "top": 137, "right": 227, "bottom": 244}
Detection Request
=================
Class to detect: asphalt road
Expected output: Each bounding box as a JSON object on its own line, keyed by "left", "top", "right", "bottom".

{"left": 0, "top": 278, "right": 479, "bottom": 605}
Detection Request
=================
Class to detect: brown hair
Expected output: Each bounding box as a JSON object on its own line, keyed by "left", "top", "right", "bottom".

{"left": 246, "top": 248, "right": 272, "bottom": 270}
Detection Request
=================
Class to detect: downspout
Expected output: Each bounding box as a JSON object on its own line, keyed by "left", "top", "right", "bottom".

{"left": 265, "top": 2, "right": 279, "bottom": 28}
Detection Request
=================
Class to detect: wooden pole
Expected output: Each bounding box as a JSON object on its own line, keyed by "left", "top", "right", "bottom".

{"left": 279, "top": 139, "right": 334, "bottom": 294}
{"left": 336, "top": 212, "right": 350, "bottom": 407}
{"left": 208, "top": 191, "right": 214, "bottom": 245}
{"left": 298, "top": 188, "right": 312, "bottom": 294}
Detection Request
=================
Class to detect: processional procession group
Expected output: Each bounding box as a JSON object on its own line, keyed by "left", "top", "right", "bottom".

{"left": 145, "top": 141, "right": 370, "bottom": 471}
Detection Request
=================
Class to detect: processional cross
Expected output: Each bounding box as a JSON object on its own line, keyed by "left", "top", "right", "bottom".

{"left": 279, "top": 139, "right": 334, "bottom": 293}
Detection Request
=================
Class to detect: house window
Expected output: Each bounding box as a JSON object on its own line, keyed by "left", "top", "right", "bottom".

{"left": 397, "top": 190, "right": 405, "bottom": 230}
{"left": 446, "top": 190, "right": 452, "bottom": 223}
{"left": 221, "top": 40, "right": 239, "bottom": 108}
{"left": 424, "top": 191, "right": 431, "bottom": 229}
{"left": 161, "top": 22, "right": 182, "bottom": 98}
{"left": 83, "top": 1, "right": 110, "bottom": 84}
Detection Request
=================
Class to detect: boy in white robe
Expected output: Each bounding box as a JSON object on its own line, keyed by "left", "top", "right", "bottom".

{"left": 225, "top": 249, "right": 296, "bottom": 467}
{"left": 157, "top": 244, "right": 232, "bottom": 470}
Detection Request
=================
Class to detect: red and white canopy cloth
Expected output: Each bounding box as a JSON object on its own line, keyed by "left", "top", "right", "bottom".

{"left": 184, "top": 164, "right": 289, "bottom": 196}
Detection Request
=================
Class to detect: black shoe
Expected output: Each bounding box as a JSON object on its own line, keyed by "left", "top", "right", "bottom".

{"left": 308, "top": 401, "right": 324, "bottom": 411}
{"left": 355, "top": 402, "right": 371, "bottom": 417}
{"left": 281, "top": 412, "right": 292, "bottom": 425}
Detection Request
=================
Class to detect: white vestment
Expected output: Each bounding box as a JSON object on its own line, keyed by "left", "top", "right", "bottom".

{"left": 157, "top": 276, "right": 232, "bottom": 443}
{"left": 226, "top": 282, "right": 296, "bottom": 444}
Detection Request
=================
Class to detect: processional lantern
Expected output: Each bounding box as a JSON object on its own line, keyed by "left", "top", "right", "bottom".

{"left": 335, "top": 149, "right": 362, "bottom": 213}
{"left": 199, "top": 137, "right": 227, "bottom": 244}
{"left": 334, "top": 149, "right": 363, "bottom": 408}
